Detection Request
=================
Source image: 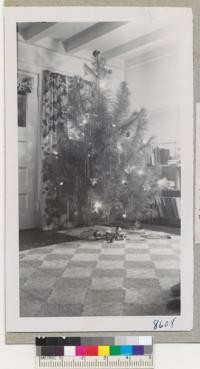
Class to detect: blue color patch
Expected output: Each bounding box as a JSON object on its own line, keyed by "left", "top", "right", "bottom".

{"left": 120, "top": 345, "right": 133, "bottom": 356}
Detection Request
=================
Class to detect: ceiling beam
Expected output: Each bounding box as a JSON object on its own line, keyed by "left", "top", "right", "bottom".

{"left": 18, "top": 22, "right": 57, "bottom": 42}
{"left": 102, "top": 26, "right": 170, "bottom": 60}
{"left": 62, "top": 22, "right": 127, "bottom": 53}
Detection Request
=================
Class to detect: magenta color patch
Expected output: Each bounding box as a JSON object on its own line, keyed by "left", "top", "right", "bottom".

{"left": 76, "top": 346, "right": 87, "bottom": 356}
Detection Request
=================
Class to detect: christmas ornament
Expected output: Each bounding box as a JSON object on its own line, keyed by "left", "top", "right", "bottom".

{"left": 125, "top": 131, "right": 130, "bottom": 137}
{"left": 122, "top": 179, "right": 127, "bottom": 185}
{"left": 90, "top": 177, "right": 98, "bottom": 187}
{"left": 137, "top": 169, "right": 144, "bottom": 176}
{"left": 157, "top": 177, "right": 170, "bottom": 189}
{"left": 94, "top": 201, "right": 102, "bottom": 213}
{"left": 93, "top": 49, "right": 100, "bottom": 57}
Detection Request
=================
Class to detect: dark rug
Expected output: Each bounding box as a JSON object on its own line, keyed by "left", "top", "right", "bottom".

{"left": 19, "top": 229, "right": 79, "bottom": 251}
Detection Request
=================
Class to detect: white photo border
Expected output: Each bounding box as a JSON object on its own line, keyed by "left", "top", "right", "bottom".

{"left": 5, "top": 6, "right": 193, "bottom": 332}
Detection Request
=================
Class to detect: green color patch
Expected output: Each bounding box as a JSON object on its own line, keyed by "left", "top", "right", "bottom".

{"left": 110, "top": 346, "right": 121, "bottom": 355}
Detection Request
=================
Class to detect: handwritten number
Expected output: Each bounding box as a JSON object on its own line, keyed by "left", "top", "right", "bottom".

{"left": 153, "top": 317, "right": 176, "bottom": 330}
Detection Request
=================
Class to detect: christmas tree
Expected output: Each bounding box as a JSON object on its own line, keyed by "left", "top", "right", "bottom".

{"left": 42, "top": 50, "right": 159, "bottom": 229}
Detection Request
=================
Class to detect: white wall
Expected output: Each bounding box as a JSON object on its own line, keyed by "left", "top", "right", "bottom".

{"left": 125, "top": 47, "right": 180, "bottom": 148}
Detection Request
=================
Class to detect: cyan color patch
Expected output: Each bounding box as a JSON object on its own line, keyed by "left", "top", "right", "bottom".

{"left": 120, "top": 345, "right": 133, "bottom": 355}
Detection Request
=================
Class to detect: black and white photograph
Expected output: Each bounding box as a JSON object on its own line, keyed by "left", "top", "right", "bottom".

{"left": 5, "top": 7, "right": 193, "bottom": 332}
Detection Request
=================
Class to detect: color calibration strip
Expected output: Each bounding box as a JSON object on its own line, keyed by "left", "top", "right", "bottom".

{"left": 36, "top": 337, "right": 153, "bottom": 369}
{"left": 36, "top": 336, "right": 153, "bottom": 357}
{"left": 37, "top": 344, "right": 152, "bottom": 357}
{"left": 36, "top": 336, "right": 152, "bottom": 347}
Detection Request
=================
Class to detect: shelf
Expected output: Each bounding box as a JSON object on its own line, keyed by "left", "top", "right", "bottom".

{"left": 161, "top": 190, "right": 181, "bottom": 197}
{"left": 146, "top": 163, "right": 180, "bottom": 168}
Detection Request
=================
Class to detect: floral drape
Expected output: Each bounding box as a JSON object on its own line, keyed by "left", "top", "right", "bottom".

{"left": 42, "top": 70, "right": 68, "bottom": 153}
{"left": 41, "top": 70, "right": 89, "bottom": 229}
{"left": 41, "top": 71, "right": 68, "bottom": 229}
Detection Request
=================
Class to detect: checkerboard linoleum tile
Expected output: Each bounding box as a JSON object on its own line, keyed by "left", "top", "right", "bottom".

{"left": 91, "top": 277, "right": 124, "bottom": 289}
{"left": 125, "top": 253, "right": 151, "bottom": 262}
{"left": 126, "top": 267, "right": 156, "bottom": 279}
{"left": 62, "top": 267, "right": 94, "bottom": 278}
{"left": 19, "top": 232, "right": 181, "bottom": 317}
{"left": 71, "top": 253, "right": 99, "bottom": 262}
{"left": 97, "top": 260, "right": 124, "bottom": 269}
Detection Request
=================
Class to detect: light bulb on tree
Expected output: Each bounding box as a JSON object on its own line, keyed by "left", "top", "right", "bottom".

{"left": 94, "top": 201, "right": 102, "bottom": 213}
{"left": 99, "top": 79, "right": 107, "bottom": 90}
{"left": 82, "top": 116, "right": 88, "bottom": 125}
{"left": 117, "top": 143, "right": 123, "bottom": 153}
{"left": 122, "top": 213, "right": 127, "bottom": 218}
{"left": 137, "top": 169, "right": 144, "bottom": 176}
{"left": 90, "top": 178, "right": 98, "bottom": 187}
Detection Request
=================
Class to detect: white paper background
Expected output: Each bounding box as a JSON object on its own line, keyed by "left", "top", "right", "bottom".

{"left": 1, "top": 3, "right": 199, "bottom": 367}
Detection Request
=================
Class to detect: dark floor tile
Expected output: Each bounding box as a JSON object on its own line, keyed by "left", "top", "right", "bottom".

{"left": 28, "top": 247, "right": 52, "bottom": 254}
{"left": 20, "top": 300, "right": 43, "bottom": 317}
{"left": 125, "top": 261, "right": 154, "bottom": 269}
{"left": 93, "top": 269, "right": 126, "bottom": 277}
{"left": 55, "top": 243, "right": 80, "bottom": 249}
{"left": 20, "top": 287, "right": 52, "bottom": 303}
{"left": 125, "top": 248, "right": 149, "bottom": 254}
{"left": 75, "top": 248, "right": 101, "bottom": 254}
{"left": 45, "top": 253, "right": 72, "bottom": 261}
{"left": 54, "top": 277, "right": 91, "bottom": 289}
{"left": 99, "top": 255, "right": 125, "bottom": 261}
{"left": 19, "top": 277, "right": 28, "bottom": 286}
{"left": 102, "top": 244, "right": 126, "bottom": 249}
{"left": 23, "top": 275, "right": 58, "bottom": 290}
{"left": 151, "top": 254, "right": 179, "bottom": 261}
{"left": 123, "top": 278, "right": 160, "bottom": 289}
{"left": 31, "top": 268, "right": 64, "bottom": 279}
{"left": 149, "top": 243, "right": 172, "bottom": 249}
{"left": 124, "top": 303, "right": 170, "bottom": 316}
{"left": 20, "top": 260, "right": 43, "bottom": 268}
{"left": 69, "top": 261, "right": 97, "bottom": 268}
{"left": 156, "top": 269, "right": 180, "bottom": 278}
{"left": 38, "top": 303, "right": 83, "bottom": 317}
{"left": 85, "top": 289, "right": 125, "bottom": 304}
{"left": 83, "top": 303, "right": 123, "bottom": 316}
{"left": 19, "top": 266, "right": 36, "bottom": 279}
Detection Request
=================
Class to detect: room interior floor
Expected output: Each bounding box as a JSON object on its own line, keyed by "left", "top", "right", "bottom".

{"left": 19, "top": 230, "right": 180, "bottom": 317}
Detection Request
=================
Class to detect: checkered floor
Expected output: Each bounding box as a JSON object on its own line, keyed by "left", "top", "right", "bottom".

{"left": 19, "top": 231, "right": 180, "bottom": 317}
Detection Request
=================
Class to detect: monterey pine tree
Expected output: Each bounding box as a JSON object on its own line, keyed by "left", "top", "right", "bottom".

{"left": 43, "top": 50, "right": 159, "bottom": 229}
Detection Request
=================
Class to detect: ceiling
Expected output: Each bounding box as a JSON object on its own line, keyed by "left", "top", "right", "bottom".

{"left": 17, "top": 18, "right": 180, "bottom": 68}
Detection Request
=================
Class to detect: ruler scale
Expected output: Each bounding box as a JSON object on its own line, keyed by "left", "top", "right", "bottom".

{"left": 36, "top": 337, "right": 153, "bottom": 369}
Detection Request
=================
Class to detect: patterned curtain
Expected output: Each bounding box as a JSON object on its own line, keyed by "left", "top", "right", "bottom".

{"left": 42, "top": 70, "right": 68, "bottom": 153}
{"left": 41, "top": 70, "right": 89, "bottom": 230}
{"left": 41, "top": 71, "right": 94, "bottom": 229}
{"left": 41, "top": 71, "right": 69, "bottom": 229}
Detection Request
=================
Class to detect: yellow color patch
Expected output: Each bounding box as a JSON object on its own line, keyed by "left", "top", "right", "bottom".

{"left": 98, "top": 346, "right": 110, "bottom": 356}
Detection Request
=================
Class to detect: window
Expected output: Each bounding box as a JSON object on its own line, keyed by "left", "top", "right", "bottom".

{"left": 17, "top": 74, "right": 33, "bottom": 127}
